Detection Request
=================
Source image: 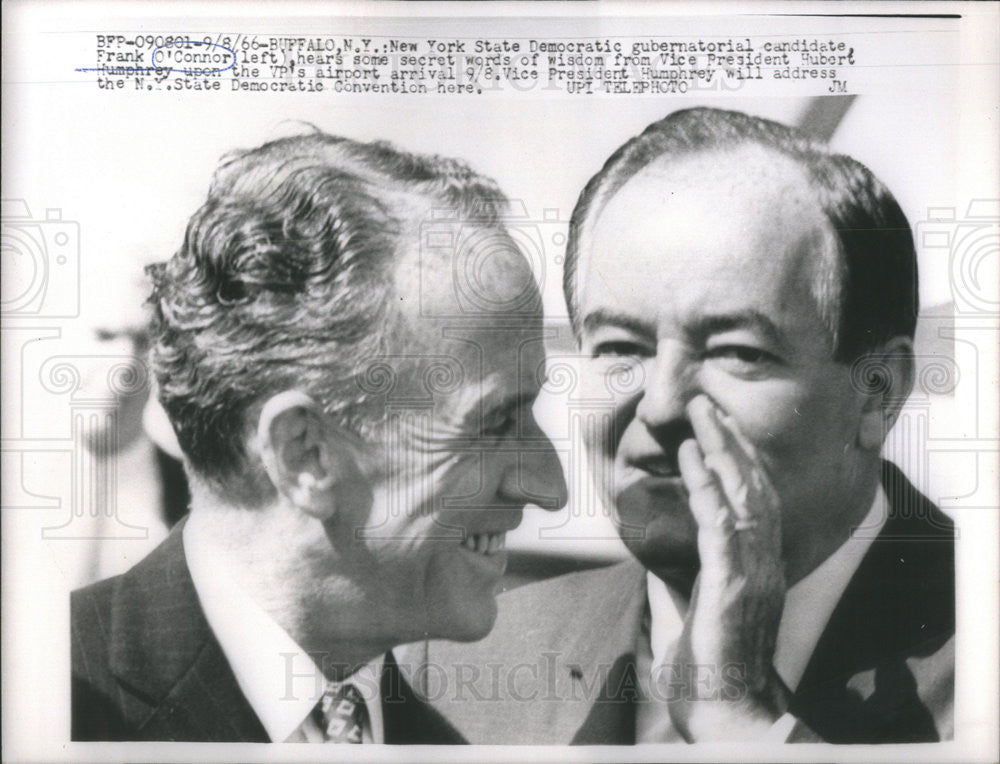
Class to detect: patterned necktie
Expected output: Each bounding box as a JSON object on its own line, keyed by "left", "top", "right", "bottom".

{"left": 314, "top": 682, "right": 368, "bottom": 743}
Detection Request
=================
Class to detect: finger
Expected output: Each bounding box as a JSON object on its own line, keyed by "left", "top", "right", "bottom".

{"left": 678, "top": 438, "right": 738, "bottom": 564}
{"left": 715, "top": 410, "right": 777, "bottom": 499}
{"left": 690, "top": 395, "right": 763, "bottom": 483}
{"left": 688, "top": 397, "right": 754, "bottom": 522}
{"left": 710, "top": 412, "right": 784, "bottom": 557}
{"left": 678, "top": 438, "right": 722, "bottom": 527}
{"left": 687, "top": 394, "right": 727, "bottom": 455}
{"left": 713, "top": 418, "right": 782, "bottom": 547}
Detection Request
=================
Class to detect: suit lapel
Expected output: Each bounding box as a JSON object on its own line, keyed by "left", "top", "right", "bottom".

{"left": 139, "top": 640, "right": 270, "bottom": 741}
{"left": 381, "top": 650, "right": 467, "bottom": 743}
{"left": 547, "top": 478, "right": 951, "bottom": 746}
{"left": 107, "top": 522, "right": 268, "bottom": 741}
{"left": 791, "top": 461, "right": 955, "bottom": 742}
{"left": 561, "top": 563, "right": 646, "bottom": 744}
{"left": 490, "top": 561, "right": 646, "bottom": 744}
{"left": 410, "top": 560, "right": 647, "bottom": 744}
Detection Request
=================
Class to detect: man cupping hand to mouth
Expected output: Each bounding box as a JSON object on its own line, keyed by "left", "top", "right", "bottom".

{"left": 417, "top": 108, "right": 954, "bottom": 746}
{"left": 671, "top": 394, "right": 788, "bottom": 740}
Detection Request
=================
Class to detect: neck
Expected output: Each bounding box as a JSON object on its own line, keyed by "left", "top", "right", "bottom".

{"left": 185, "top": 496, "right": 391, "bottom": 680}
{"left": 782, "top": 465, "right": 882, "bottom": 587}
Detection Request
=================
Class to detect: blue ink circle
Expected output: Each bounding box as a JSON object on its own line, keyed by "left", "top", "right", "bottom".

{"left": 151, "top": 39, "right": 236, "bottom": 75}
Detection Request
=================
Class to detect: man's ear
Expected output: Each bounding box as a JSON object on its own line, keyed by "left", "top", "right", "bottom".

{"left": 256, "top": 391, "right": 365, "bottom": 520}
{"left": 855, "top": 336, "right": 915, "bottom": 451}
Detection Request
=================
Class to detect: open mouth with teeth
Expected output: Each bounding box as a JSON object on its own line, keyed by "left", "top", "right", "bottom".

{"left": 460, "top": 532, "right": 506, "bottom": 555}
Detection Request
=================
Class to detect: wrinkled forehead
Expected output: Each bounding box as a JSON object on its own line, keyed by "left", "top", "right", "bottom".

{"left": 384, "top": 205, "right": 545, "bottom": 388}
{"left": 372, "top": 313, "right": 548, "bottom": 415}
{"left": 393, "top": 199, "right": 543, "bottom": 324}
{"left": 400, "top": 303, "right": 547, "bottom": 385}
{"left": 574, "top": 145, "right": 840, "bottom": 341}
{"left": 595, "top": 144, "right": 825, "bottom": 236}
{"left": 581, "top": 145, "right": 833, "bottom": 281}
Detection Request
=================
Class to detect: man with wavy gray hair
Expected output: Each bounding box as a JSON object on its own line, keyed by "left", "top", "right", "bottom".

{"left": 418, "top": 107, "right": 954, "bottom": 744}
{"left": 71, "top": 131, "right": 567, "bottom": 742}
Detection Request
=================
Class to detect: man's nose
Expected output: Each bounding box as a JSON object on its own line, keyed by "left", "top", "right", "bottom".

{"left": 634, "top": 345, "right": 694, "bottom": 431}
{"left": 497, "top": 412, "right": 568, "bottom": 512}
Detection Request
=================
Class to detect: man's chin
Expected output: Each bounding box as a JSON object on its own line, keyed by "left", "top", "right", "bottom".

{"left": 426, "top": 596, "right": 498, "bottom": 643}
{"left": 616, "top": 507, "right": 700, "bottom": 594}
{"left": 624, "top": 534, "right": 699, "bottom": 581}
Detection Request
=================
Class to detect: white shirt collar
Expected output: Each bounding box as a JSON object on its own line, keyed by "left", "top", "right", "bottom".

{"left": 647, "top": 486, "right": 889, "bottom": 692}
{"left": 183, "top": 514, "right": 384, "bottom": 743}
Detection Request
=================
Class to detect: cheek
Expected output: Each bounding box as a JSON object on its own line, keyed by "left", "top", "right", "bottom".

{"left": 440, "top": 451, "right": 498, "bottom": 499}
{"left": 705, "top": 374, "right": 858, "bottom": 463}
{"left": 579, "top": 405, "right": 637, "bottom": 477}
{"left": 579, "top": 372, "right": 637, "bottom": 455}
{"left": 566, "top": 359, "right": 645, "bottom": 430}
{"left": 422, "top": 451, "right": 505, "bottom": 529}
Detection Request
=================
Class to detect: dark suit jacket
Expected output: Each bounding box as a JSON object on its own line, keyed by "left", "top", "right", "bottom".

{"left": 71, "top": 521, "right": 464, "bottom": 743}
{"left": 405, "top": 461, "right": 955, "bottom": 744}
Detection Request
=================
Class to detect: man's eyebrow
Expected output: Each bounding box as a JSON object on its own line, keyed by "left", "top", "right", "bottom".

{"left": 581, "top": 308, "right": 789, "bottom": 348}
{"left": 581, "top": 309, "right": 656, "bottom": 339}
{"left": 690, "top": 311, "right": 787, "bottom": 347}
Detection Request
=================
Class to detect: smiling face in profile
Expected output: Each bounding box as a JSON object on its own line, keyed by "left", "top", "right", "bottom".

{"left": 318, "top": 222, "right": 568, "bottom": 644}
{"left": 574, "top": 146, "right": 873, "bottom": 586}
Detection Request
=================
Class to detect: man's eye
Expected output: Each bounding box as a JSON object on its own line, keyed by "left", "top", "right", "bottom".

{"left": 481, "top": 409, "right": 516, "bottom": 436}
{"left": 706, "top": 345, "right": 778, "bottom": 365}
{"left": 591, "top": 341, "right": 646, "bottom": 358}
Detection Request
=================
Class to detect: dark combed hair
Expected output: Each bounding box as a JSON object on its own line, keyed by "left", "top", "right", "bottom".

{"left": 563, "top": 107, "right": 918, "bottom": 362}
{"left": 148, "top": 131, "right": 507, "bottom": 504}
